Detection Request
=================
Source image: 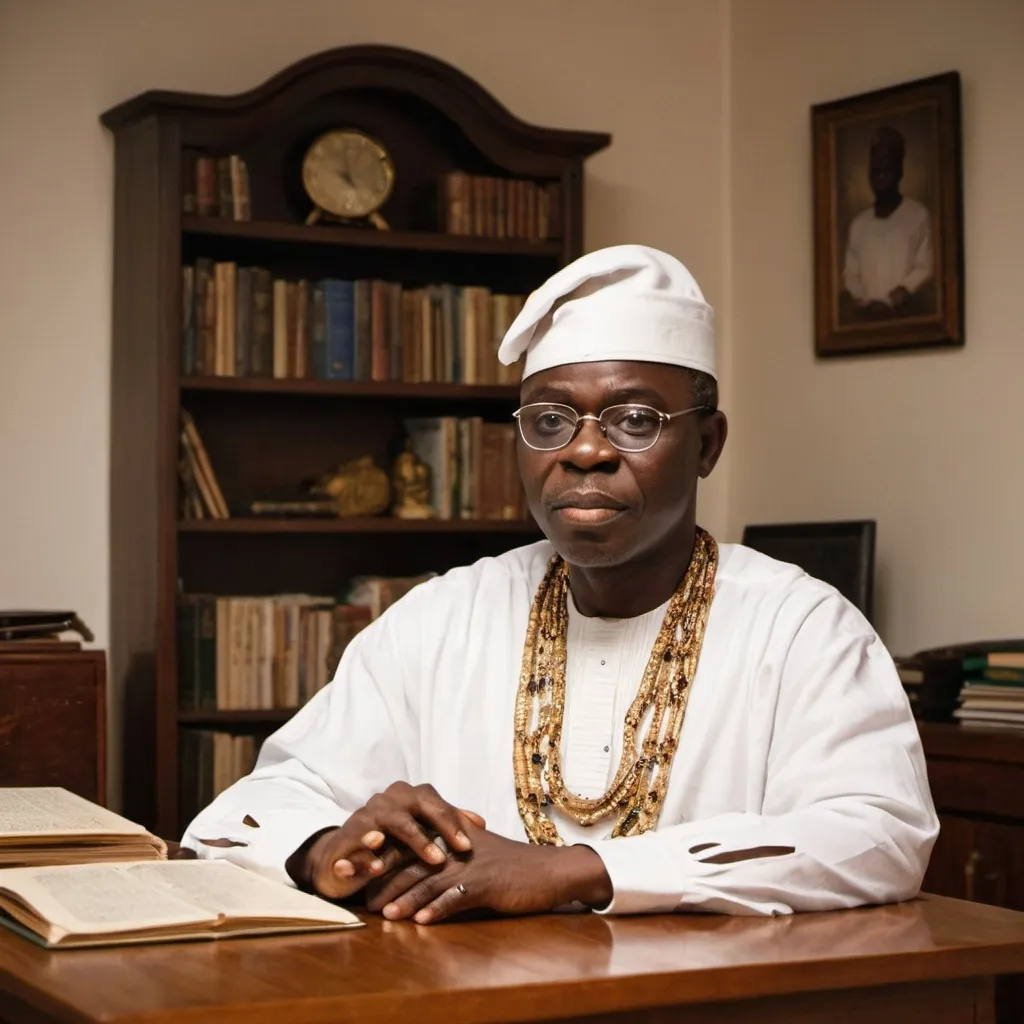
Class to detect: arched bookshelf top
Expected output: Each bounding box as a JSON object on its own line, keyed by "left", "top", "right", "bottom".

{"left": 101, "top": 44, "right": 610, "bottom": 174}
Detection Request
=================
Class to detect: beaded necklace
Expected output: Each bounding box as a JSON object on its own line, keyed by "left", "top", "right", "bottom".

{"left": 513, "top": 528, "right": 718, "bottom": 844}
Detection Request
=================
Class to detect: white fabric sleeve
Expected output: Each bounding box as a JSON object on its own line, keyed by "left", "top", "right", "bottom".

{"left": 590, "top": 598, "right": 939, "bottom": 916}
{"left": 842, "top": 222, "right": 867, "bottom": 301}
{"left": 900, "top": 211, "right": 934, "bottom": 294}
{"left": 180, "top": 591, "right": 422, "bottom": 887}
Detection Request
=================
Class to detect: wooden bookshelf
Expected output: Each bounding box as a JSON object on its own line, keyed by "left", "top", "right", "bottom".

{"left": 182, "top": 215, "right": 564, "bottom": 257}
{"left": 180, "top": 377, "right": 521, "bottom": 400}
{"left": 178, "top": 518, "right": 539, "bottom": 535}
{"left": 101, "top": 44, "right": 610, "bottom": 839}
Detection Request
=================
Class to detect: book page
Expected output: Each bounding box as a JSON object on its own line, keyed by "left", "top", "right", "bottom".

{"left": 123, "top": 861, "right": 360, "bottom": 925}
{"left": 0, "top": 788, "right": 152, "bottom": 839}
{"left": 0, "top": 863, "right": 212, "bottom": 936}
{"left": 0, "top": 861, "right": 359, "bottom": 939}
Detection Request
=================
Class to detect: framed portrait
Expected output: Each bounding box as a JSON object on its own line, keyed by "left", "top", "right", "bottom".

{"left": 812, "top": 71, "right": 964, "bottom": 357}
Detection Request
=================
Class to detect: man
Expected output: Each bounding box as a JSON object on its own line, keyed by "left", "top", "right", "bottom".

{"left": 842, "top": 125, "right": 934, "bottom": 318}
{"left": 183, "top": 245, "right": 938, "bottom": 922}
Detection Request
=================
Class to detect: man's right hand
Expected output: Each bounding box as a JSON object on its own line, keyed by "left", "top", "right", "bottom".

{"left": 284, "top": 782, "right": 484, "bottom": 900}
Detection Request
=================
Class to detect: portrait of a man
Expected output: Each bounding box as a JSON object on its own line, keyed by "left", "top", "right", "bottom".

{"left": 840, "top": 124, "right": 935, "bottom": 322}
{"left": 812, "top": 72, "right": 963, "bottom": 356}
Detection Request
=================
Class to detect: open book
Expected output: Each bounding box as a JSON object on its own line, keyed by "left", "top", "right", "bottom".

{"left": 0, "top": 859, "right": 362, "bottom": 948}
{"left": 0, "top": 787, "right": 166, "bottom": 866}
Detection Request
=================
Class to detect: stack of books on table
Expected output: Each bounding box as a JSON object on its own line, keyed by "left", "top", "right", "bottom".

{"left": 894, "top": 653, "right": 963, "bottom": 722}
{"left": 954, "top": 648, "right": 1024, "bottom": 729}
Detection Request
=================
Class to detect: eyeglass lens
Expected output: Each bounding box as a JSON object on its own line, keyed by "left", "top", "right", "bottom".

{"left": 517, "top": 404, "right": 663, "bottom": 452}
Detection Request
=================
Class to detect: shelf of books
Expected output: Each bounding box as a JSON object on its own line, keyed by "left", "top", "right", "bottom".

{"left": 179, "top": 265, "right": 530, "bottom": 386}
{"left": 176, "top": 396, "right": 538, "bottom": 828}
{"left": 173, "top": 231, "right": 543, "bottom": 833}
{"left": 175, "top": 582, "right": 421, "bottom": 827}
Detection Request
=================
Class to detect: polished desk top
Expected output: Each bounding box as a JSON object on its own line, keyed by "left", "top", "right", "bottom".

{"left": 2, "top": 895, "right": 1024, "bottom": 1024}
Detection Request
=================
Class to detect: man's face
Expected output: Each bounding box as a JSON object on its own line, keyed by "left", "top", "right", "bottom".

{"left": 868, "top": 144, "right": 902, "bottom": 196}
{"left": 517, "top": 360, "right": 725, "bottom": 569}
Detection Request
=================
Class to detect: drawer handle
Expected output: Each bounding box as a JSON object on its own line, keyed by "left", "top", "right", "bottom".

{"left": 964, "top": 849, "right": 982, "bottom": 902}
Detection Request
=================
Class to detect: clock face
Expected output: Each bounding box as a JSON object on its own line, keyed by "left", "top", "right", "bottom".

{"left": 302, "top": 130, "right": 395, "bottom": 219}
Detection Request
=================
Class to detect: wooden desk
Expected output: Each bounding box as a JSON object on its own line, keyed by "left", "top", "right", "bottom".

{"left": 2, "top": 895, "right": 1023, "bottom": 1023}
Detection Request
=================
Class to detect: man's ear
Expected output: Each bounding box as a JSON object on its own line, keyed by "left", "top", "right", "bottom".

{"left": 698, "top": 411, "right": 728, "bottom": 479}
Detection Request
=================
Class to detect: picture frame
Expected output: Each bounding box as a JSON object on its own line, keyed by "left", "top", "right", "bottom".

{"left": 811, "top": 71, "right": 964, "bottom": 357}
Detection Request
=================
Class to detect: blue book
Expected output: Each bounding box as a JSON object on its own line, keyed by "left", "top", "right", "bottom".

{"left": 322, "top": 280, "right": 355, "bottom": 380}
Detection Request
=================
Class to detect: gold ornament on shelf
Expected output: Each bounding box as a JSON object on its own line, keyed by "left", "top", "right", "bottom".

{"left": 301, "top": 129, "right": 394, "bottom": 230}
{"left": 391, "top": 442, "right": 435, "bottom": 520}
{"left": 311, "top": 456, "right": 390, "bottom": 518}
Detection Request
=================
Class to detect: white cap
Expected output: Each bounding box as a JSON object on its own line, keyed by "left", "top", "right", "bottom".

{"left": 497, "top": 244, "right": 716, "bottom": 381}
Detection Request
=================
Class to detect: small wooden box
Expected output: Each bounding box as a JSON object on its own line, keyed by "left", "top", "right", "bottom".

{"left": 0, "top": 650, "right": 106, "bottom": 804}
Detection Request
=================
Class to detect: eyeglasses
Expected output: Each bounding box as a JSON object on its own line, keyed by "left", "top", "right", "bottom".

{"left": 513, "top": 402, "right": 706, "bottom": 453}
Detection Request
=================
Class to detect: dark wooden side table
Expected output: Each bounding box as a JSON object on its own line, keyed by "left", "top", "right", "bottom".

{"left": 919, "top": 722, "right": 1024, "bottom": 1022}
{"left": 0, "top": 649, "right": 106, "bottom": 804}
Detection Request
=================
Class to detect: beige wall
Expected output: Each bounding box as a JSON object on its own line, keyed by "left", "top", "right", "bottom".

{"left": 0, "top": 0, "right": 729, "bottom": 803}
{"left": 728, "top": 0, "right": 1024, "bottom": 655}
{"left": 4, "top": 0, "right": 1021, "bottom": 802}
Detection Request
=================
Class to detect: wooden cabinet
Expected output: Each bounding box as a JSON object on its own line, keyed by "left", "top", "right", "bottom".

{"left": 0, "top": 650, "right": 106, "bottom": 805}
{"left": 919, "top": 723, "right": 1024, "bottom": 1022}
{"left": 925, "top": 815, "right": 1024, "bottom": 910}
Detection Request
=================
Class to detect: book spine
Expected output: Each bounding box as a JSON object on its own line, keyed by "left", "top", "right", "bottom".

{"left": 234, "top": 267, "right": 252, "bottom": 377}
{"left": 388, "top": 282, "right": 402, "bottom": 382}
{"left": 223, "top": 262, "right": 237, "bottom": 376}
{"left": 433, "top": 288, "right": 447, "bottom": 382}
{"left": 250, "top": 268, "right": 273, "bottom": 377}
{"left": 198, "top": 259, "right": 216, "bottom": 374}
{"left": 310, "top": 283, "right": 327, "bottom": 379}
{"left": 195, "top": 596, "right": 216, "bottom": 710}
{"left": 216, "top": 158, "right": 233, "bottom": 219}
{"left": 324, "top": 280, "right": 355, "bottom": 380}
{"left": 401, "top": 291, "right": 417, "bottom": 383}
{"left": 272, "top": 279, "right": 288, "bottom": 378}
{"left": 195, "top": 156, "right": 216, "bottom": 217}
{"left": 420, "top": 290, "right": 433, "bottom": 383}
{"left": 285, "top": 282, "right": 298, "bottom": 379}
{"left": 445, "top": 285, "right": 459, "bottom": 384}
{"left": 370, "top": 280, "right": 388, "bottom": 381}
{"left": 230, "top": 155, "right": 251, "bottom": 221}
{"left": 461, "top": 287, "right": 475, "bottom": 385}
{"left": 354, "top": 280, "right": 372, "bottom": 381}
{"left": 295, "top": 280, "right": 310, "bottom": 379}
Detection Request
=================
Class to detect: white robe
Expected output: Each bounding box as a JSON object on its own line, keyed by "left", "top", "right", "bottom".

{"left": 842, "top": 196, "right": 933, "bottom": 305}
{"left": 181, "top": 541, "right": 938, "bottom": 917}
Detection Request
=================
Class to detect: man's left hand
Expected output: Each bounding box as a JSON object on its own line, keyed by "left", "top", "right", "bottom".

{"left": 363, "top": 825, "right": 612, "bottom": 924}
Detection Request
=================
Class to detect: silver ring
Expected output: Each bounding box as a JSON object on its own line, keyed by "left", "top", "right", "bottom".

{"left": 455, "top": 883, "right": 467, "bottom": 896}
